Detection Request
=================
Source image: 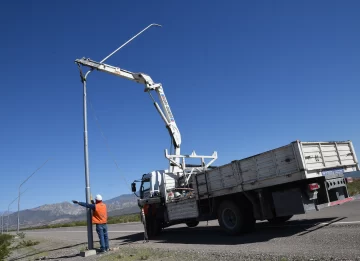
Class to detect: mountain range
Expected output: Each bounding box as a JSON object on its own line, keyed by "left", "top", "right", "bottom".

{"left": 1, "top": 194, "right": 139, "bottom": 230}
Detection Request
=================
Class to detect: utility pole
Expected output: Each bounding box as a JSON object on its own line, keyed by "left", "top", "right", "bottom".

{"left": 17, "top": 159, "right": 50, "bottom": 234}
{"left": 76, "top": 23, "right": 161, "bottom": 250}
{"left": 1, "top": 212, "right": 5, "bottom": 234}
{"left": 8, "top": 189, "right": 28, "bottom": 233}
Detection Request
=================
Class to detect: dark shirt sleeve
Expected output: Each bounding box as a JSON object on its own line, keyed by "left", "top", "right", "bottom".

{"left": 78, "top": 202, "right": 96, "bottom": 210}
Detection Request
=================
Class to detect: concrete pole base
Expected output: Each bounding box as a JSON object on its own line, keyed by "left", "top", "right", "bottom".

{"left": 80, "top": 250, "right": 97, "bottom": 257}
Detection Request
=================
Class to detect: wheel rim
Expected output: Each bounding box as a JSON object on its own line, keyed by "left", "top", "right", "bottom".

{"left": 222, "top": 208, "right": 237, "bottom": 229}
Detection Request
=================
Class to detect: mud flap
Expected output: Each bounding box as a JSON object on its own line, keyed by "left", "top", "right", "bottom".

{"left": 141, "top": 208, "right": 148, "bottom": 242}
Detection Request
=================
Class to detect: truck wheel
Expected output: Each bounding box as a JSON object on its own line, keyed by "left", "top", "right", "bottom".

{"left": 267, "top": 215, "right": 293, "bottom": 224}
{"left": 217, "top": 200, "right": 245, "bottom": 236}
{"left": 186, "top": 221, "right": 199, "bottom": 228}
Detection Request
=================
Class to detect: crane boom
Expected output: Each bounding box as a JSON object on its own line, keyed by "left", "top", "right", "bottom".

{"left": 75, "top": 58, "right": 181, "bottom": 157}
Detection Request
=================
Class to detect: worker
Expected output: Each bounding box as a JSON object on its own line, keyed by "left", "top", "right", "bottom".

{"left": 72, "top": 194, "right": 109, "bottom": 253}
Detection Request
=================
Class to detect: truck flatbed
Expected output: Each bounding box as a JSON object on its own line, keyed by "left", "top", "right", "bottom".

{"left": 194, "top": 140, "right": 358, "bottom": 199}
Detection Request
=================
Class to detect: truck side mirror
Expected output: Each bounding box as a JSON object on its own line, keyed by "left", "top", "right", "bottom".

{"left": 131, "top": 182, "right": 136, "bottom": 192}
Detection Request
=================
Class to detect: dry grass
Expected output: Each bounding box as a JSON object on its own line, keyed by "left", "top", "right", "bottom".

{"left": 98, "top": 247, "right": 177, "bottom": 261}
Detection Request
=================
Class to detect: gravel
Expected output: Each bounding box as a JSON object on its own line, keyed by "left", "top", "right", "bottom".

{"left": 7, "top": 233, "right": 360, "bottom": 261}
{"left": 7, "top": 200, "right": 360, "bottom": 261}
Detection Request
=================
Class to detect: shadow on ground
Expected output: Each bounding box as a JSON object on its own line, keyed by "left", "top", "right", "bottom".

{"left": 114, "top": 217, "right": 345, "bottom": 246}
{"left": 10, "top": 217, "right": 346, "bottom": 260}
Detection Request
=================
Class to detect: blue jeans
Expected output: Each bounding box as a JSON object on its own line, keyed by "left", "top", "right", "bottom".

{"left": 96, "top": 224, "right": 109, "bottom": 251}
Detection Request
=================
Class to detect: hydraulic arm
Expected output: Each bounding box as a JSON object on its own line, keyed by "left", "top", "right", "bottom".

{"left": 75, "top": 58, "right": 181, "bottom": 157}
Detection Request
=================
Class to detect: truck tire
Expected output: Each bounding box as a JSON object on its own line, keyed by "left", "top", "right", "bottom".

{"left": 186, "top": 221, "right": 199, "bottom": 228}
{"left": 267, "top": 215, "right": 293, "bottom": 224}
{"left": 217, "top": 200, "right": 246, "bottom": 236}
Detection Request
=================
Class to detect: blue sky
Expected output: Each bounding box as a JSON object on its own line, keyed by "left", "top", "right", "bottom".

{"left": 1, "top": 1, "right": 359, "bottom": 211}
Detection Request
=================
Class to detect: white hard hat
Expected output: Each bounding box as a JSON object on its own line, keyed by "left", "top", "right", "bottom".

{"left": 95, "top": 194, "right": 102, "bottom": 201}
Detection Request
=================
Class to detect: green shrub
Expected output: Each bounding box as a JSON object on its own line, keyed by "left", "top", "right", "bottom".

{"left": 17, "top": 232, "right": 26, "bottom": 239}
{"left": 0, "top": 234, "right": 14, "bottom": 260}
{"left": 348, "top": 179, "right": 360, "bottom": 196}
{"left": 14, "top": 239, "right": 40, "bottom": 249}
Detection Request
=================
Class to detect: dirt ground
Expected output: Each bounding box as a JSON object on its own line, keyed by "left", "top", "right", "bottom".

{"left": 6, "top": 234, "right": 304, "bottom": 261}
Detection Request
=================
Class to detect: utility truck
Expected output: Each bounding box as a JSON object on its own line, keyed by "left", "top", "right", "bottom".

{"left": 75, "top": 57, "right": 358, "bottom": 239}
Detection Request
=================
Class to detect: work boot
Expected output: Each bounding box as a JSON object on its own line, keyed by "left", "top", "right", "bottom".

{"left": 97, "top": 249, "right": 107, "bottom": 254}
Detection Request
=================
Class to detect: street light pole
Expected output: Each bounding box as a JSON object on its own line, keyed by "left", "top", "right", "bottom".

{"left": 81, "top": 74, "right": 94, "bottom": 250}
{"left": 1, "top": 212, "right": 5, "bottom": 234}
{"left": 17, "top": 159, "right": 50, "bottom": 234}
{"left": 77, "top": 23, "right": 162, "bottom": 251}
{"left": 8, "top": 189, "right": 28, "bottom": 233}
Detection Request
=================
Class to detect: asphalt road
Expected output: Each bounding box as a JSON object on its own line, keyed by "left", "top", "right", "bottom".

{"left": 25, "top": 199, "right": 360, "bottom": 260}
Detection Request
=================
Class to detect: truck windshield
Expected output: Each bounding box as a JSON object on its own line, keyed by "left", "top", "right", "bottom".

{"left": 140, "top": 179, "right": 150, "bottom": 198}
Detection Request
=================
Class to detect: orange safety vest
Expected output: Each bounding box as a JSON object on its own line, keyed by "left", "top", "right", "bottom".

{"left": 92, "top": 202, "right": 108, "bottom": 224}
